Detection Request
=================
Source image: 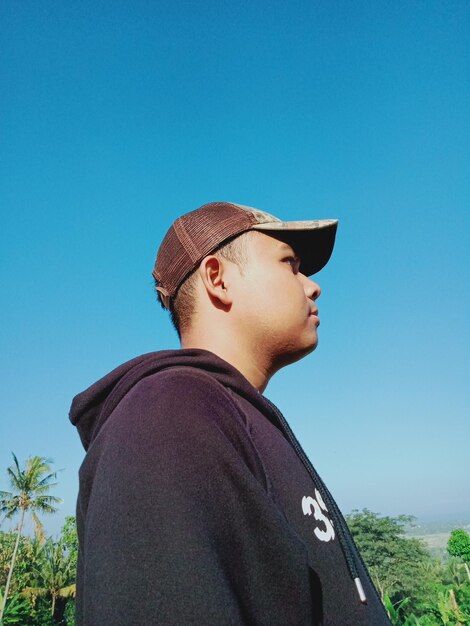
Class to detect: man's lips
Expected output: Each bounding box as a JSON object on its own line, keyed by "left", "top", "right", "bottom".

{"left": 309, "top": 309, "right": 320, "bottom": 324}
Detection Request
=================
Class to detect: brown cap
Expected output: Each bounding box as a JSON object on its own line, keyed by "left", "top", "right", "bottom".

{"left": 153, "top": 201, "right": 338, "bottom": 309}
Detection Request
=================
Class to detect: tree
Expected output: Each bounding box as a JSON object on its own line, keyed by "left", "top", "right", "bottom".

{"left": 346, "top": 509, "right": 431, "bottom": 608}
{"left": 448, "top": 529, "right": 470, "bottom": 561}
{"left": 22, "top": 538, "right": 75, "bottom": 620}
{"left": 448, "top": 529, "right": 470, "bottom": 563}
{"left": 59, "top": 517, "right": 78, "bottom": 575}
{"left": 0, "top": 454, "right": 62, "bottom": 623}
{"left": 423, "top": 587, "right": 470, "bottom": 625}
{"left": 56, "top": 516, "right": 78, "bottom": 625}
{"left": 0, "top": 533, "right": 29, "bottom": 590}
{"left": 0, "top": 528, "right": 44, "bottom": 598}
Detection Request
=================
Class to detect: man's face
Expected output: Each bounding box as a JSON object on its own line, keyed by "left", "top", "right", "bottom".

{"left": 228, "top": 231, "right": 321, "bottom": 368}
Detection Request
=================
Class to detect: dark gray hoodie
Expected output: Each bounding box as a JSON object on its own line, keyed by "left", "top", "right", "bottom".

{"left": 70, "top": 349, "right": 390, "bottom": 625}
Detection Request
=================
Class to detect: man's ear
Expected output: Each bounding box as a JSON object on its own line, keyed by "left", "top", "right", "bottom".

{"left": 198, "top": 255, "right": 232, "bottom": 307}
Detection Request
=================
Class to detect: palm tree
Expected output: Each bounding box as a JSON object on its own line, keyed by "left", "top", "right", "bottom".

{"left": 0, "top": 454, "right": 62, "bottom": 623}
{"left": 22, "top": 538, "right": 76, "bottom": 619}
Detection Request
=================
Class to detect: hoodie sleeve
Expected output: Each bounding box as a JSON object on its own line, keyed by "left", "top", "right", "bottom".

{"left": 75, "top": 369, "right": 316, "bottom": 626}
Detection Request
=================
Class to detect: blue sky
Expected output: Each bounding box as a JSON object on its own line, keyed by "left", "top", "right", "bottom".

{"left": 1, "top": 0, "right": 469, "bottom": 536}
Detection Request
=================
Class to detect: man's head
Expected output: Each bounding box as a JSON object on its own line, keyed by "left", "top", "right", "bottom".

{"left": 153, "top": 201, "right": 338, "bottom": 374}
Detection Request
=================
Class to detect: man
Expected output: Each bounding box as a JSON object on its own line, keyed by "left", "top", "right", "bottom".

{"left": 70, "top": 201, "right": 390, "bottom": 625}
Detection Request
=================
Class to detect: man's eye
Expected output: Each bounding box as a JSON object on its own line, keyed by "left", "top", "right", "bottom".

{"left": 284, "top": 257, "right": 300, "bottom": 272}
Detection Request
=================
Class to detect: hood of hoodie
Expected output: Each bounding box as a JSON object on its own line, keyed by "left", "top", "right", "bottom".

{"left": 69, "top": 348, "right": 276, "bottom": 451}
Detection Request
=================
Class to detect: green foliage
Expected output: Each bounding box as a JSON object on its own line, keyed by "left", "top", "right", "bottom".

{"left": 60, "top": 517, "right": 78, "bottom": 574}
{"left": 63, "top": 597, "right": 75, "bottom": 626}
{"left": 0, "top": 454, "right": 62, "bottom": 624}
{"left": 448, "top": 530, "right": 470, "bottom": 564}
{"left": 0, "top": 533, "right": 31, "bottom": 590}
{"left": 22, "top": 537, "right": 76, "bottom": 619}
{"left": 0, "top": 529, "right": 76, "bottom": 625}
{"left": 58, "top": 517, "right": 78, "bottom": 626}
{"left": 347, "top": 510, "right": 470, "bottom": 625}
{"left": 0, "top": 590, "right": 30, "bottom": 625}
{"left": 384, "top": 593, "right": 410, "bottom": 625}
{"left": 420, "top": 587, "right": 470, "bottom": 624}
{"left": 347, "top": 508, "right": 430, "bottom": 603}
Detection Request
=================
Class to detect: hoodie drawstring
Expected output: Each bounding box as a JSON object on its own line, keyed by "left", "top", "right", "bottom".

{"left": 263, "top": 396, "right": 376, "bottom": 606}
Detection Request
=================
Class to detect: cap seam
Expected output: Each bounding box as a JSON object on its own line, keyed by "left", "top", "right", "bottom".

{"left": 173, "top": 218, "right": 200, "bottom": 263}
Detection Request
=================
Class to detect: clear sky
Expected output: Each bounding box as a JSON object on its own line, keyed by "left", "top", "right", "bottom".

{"left": 1, "top": 0, "right": 469, "bottom": 536}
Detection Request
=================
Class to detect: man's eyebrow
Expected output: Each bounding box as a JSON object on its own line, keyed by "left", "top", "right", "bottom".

{"left": 278, "top": 242, "right": 299, "bottom": 258}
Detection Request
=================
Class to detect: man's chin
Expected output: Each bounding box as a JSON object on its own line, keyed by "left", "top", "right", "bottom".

{"left": 299, "top": 338, "right": 318, "bottom": 359}
{"left": 275, "top": 337, "right": 318, "bottom": 370}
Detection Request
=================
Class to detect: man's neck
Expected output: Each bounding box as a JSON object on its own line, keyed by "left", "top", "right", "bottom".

{"left": 181, "top": 333, "right": 271, "bottom": 393}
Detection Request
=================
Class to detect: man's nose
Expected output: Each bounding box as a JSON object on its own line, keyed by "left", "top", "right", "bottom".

{"left": 299, "top": 274, "right": 321, "bottom": 300}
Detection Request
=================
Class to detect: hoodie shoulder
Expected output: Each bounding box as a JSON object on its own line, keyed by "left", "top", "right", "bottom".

{"left": 70, "top": 350, "right": 263, "bottom": 451}
{"left": 86, "top": 365, "right": 269, "bottom": 493}
{"left": 125, "top": 367, "right": 249, "bottom": 432}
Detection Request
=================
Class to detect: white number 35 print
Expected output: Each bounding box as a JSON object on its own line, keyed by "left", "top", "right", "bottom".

{"left": 302, "top": 489, "right": 336, "bottom": 542}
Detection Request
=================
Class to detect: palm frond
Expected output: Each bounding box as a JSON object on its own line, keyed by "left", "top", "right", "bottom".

{"left": 35, "top": 471, "right": 61, "bottom": 489}
{"left": 33, "top": 529, "right": 46, "bottom": 551}
{"left": 31, "top": 511, "right": 46, "bottom": 541}
{"left": 11, "top": 452, "right": 22, "bottom": 477}
{"left": 59, "top": 584, "right": 76, "bottom": 598}
{"left": 33, "top": 495, "right": 63, "bottom": 514}
{"left": 1, "top": 497, "right": 20, "bottom": 520}
{"left": 34, "top": 481, "right": 59, "bottom": 494}
{"left": 7, "top": 466, "right": 23, "bottom": 491}
{"left": 21, "top": 586, "right": 48, "bottom": 599}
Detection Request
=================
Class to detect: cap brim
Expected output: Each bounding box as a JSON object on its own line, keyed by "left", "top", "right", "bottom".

{"left": 252, "top": 219, "right": 338, "bottom": 275}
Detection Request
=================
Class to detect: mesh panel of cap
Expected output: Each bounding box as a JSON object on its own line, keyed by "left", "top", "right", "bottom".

{"left": 153, "top": 202, "right": 258, "bottom": 300}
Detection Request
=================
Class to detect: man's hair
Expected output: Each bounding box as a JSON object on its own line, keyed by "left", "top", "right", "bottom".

{"left": 154, "top": 231, "right": 254, "bottom": 338}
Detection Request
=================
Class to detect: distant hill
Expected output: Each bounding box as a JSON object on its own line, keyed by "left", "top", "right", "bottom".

{"left": 405, "top": 518, "right": 470, "bottom": 559}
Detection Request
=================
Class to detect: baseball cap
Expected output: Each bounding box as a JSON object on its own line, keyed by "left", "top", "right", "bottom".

{"left": 153, "top": 201, "right": 338, "bottom": 309}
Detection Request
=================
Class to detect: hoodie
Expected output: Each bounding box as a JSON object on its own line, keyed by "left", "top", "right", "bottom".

{"left": 70, "top": 349, "right": 390, "bottom": 626}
